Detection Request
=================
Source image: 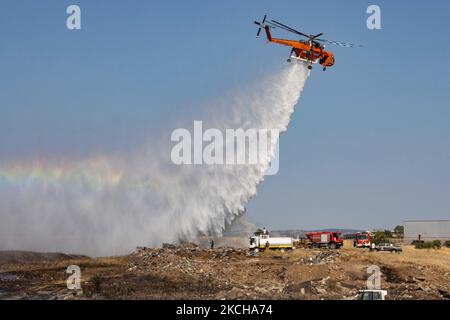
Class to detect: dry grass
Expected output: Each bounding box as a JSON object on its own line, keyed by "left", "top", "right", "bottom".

{"left": 374, "top": 246, "right": 450, "bottom": 271}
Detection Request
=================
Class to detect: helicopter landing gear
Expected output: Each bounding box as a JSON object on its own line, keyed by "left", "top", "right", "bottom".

{"left": 287, "top": 48, "right": 294, "bottom": 63}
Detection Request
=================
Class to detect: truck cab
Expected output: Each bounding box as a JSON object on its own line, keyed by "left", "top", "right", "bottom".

{"left": 249, "top": 235, "right": 259, "bottom": 249}
{"left": 354, "top": 232, "right": 372, "bottom": 248}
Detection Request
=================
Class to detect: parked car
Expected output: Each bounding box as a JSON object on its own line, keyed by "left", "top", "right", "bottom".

{"left": 375, "top": 243, "right": 402, "bottom": 253}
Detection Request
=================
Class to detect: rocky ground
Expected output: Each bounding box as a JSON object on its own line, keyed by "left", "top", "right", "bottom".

{"left": 1, "top": 241, "right": 449, "bottom": 300}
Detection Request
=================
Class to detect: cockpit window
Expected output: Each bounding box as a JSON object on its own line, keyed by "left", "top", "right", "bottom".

{"left": 362, "top": 292, "right": 373, "bottom": 300}
{"left": 373, "top": 292, "right": 382, "bottom": 300}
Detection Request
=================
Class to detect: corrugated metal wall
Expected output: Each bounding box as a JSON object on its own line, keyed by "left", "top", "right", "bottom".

{"left": 404, "top": 220, "right": 450, "bottom": 241}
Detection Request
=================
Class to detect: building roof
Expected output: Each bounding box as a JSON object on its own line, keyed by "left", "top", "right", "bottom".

{"left": 404, "top": 220, "right": 450, "bottom": 222}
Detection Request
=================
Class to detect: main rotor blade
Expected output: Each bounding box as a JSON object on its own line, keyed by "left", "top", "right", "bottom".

{"left": 317, "top": 39, "right": 363, "bottom": 48}
{"left": 311, "top": 33, "right": 324, "bottom": 39}
{"left": 269, "top": 19, "right": 309, "bottom": 38}
{"left": 266, "top": 21, "right": 303, "bottom": 36}
{"left": 269, "top": 19, "right": 306, "bottom": 37}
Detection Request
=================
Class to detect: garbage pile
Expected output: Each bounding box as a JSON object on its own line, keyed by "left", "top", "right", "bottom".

{"left": 301, "top": 250, "right": 343, "bottom": 265}
{"left": 128, "top": 243, "right": 249, "bottom": 277}
{"left": 388, "top": 274, "right": 450, "bottom": 300}
{"left": 284, "top": 275, "right": 358, "bottom": 298}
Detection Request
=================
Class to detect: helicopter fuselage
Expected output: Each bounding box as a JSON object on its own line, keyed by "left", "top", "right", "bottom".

{"left": 265, "top": 26, "right": 335, "bottom": 68}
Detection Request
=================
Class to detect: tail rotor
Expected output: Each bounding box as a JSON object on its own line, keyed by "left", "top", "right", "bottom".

{"left": 254, "top": 14, "right": 267, "bottom": 38}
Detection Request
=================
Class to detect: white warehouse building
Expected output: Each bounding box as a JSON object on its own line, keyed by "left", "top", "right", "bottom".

{"left": 404, "top": 220, "right": 450, "bottom": 242}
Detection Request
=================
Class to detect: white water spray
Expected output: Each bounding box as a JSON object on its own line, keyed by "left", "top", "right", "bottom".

{"left": 0, "top": 62, "right": 309, "bottom": 256}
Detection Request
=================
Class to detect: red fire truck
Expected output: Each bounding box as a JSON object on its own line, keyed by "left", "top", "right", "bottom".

{"left": 354, "top": 232, "right": 372, "bottom": 248}
{"left": 305, "top": 231, "right": 343, "bottom": 249}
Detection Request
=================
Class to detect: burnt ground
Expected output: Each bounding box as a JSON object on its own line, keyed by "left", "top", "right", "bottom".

{"left": 1, "top": 242, "right": 449, "bottom": 300}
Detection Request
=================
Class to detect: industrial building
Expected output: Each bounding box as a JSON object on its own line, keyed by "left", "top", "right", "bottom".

{"left": 404, "top": 220, "right": 450, "bottom": 242}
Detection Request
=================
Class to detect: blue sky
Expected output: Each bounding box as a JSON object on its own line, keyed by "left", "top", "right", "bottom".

{"left": 1, "top": 1, "right": 449, "bottom": 230}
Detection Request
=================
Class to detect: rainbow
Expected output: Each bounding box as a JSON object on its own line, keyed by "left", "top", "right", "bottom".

{"left": 0, "top": 156, "right": 123, "bottom": 188}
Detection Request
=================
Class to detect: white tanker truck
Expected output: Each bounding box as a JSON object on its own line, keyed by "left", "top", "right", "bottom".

{"left": 249, "top": 234, "right": 294, "bottom": 251}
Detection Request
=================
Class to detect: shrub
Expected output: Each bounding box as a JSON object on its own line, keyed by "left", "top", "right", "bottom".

{"left": 415, "top": 242, "right": 430, "bottom": 249}
{"left": 415, "top": 241, "right": 441, "bottom": 249}
{"left": 372, "top": 231, "right": 388, "bottom": 245}
{"left": 91, "top": 274, "right": 103, "bottom": 293}
{"left": 432, "top": 240, "right": 442, "bottom": 249}
{"left": 444, "top": 241, "right": 450, "bottom": 248}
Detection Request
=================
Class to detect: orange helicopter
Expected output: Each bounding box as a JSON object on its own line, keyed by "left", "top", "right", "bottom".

{"left": 254, "top": 14, "right": 362, "bottom": 71}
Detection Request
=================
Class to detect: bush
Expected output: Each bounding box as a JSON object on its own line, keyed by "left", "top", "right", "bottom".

{"left": 415, "top": 241, "right": 441, "bottom": 249}
{"left": 372, "top": 231, "right": 388, "bottom": 245}
{"left": 432, "top": 240, "right": 442, "bottom": 249}
{"left": 91, "top": 274, "right": 103, "bottom": 293}
{"left": 444, "top": 241, "right": 450, "bottom": 248}
{"left": 415, "top": 242, "right": 431, "bottom": 249}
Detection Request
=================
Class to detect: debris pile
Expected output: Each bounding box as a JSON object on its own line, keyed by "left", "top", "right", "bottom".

{"left": 301, "top": 250, "right": 343, "bottom": 265}
{"left": 125, "top": 243, "right": 296, "bottom": 299}
{"left": 284, "top": 276, "right": 358, "bottom": 299}
{"left": 387, "top": 274, "right": 450, "bottom": 299}
{"left": 128, "top": 244, "right": 249, "bottom": 278}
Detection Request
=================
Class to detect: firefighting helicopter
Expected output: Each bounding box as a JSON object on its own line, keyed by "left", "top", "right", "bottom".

{"left": 254, "top": 14, "right": 363, "bottom": 71}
